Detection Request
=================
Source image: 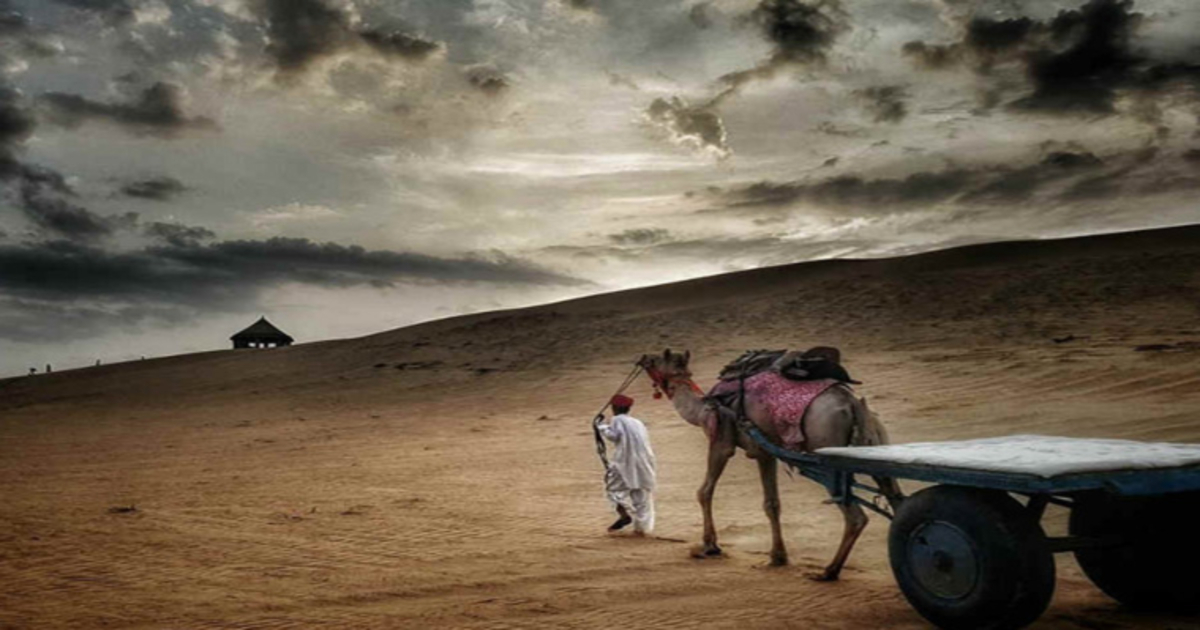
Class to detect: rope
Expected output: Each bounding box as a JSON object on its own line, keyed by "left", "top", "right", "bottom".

{"left": 592, "top": 360, "right": 644, "bottom": 469}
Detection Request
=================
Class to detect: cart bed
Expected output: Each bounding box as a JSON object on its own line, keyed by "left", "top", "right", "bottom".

{"left": 807, "top": 435, "right": 1200, "bottom": 496}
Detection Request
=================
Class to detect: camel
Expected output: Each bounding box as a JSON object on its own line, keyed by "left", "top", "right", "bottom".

{"left": 638, "top": 349, "right": 902, "bottom": 580}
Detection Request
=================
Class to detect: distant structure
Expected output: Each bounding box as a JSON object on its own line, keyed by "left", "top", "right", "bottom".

{"left": 231, "top": 317, "right": 295, "bottom": 349}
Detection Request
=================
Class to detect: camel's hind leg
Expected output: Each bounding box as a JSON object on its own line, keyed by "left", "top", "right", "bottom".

{"left": 874, "top": 475, "right": 905, "bottom": 511}
{"left": 756, "top": 455, "right": 788, "bottom": 566}
{"left": 811, "top": 501, "right": 868, "bottom": 582}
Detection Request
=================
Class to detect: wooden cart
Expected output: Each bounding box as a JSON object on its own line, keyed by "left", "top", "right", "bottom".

{"left": 747, "top": 433, "right": 1200, "bottom": 630}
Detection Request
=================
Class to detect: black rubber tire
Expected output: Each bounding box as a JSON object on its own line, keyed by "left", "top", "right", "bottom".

{"left": 888, "top": 486, "right": 1056, "bottom": 630}
{"left": 1070, "top": 491, "right": 1200, "bottom": 612}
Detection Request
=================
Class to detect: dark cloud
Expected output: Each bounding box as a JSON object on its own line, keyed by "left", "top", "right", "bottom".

{"left": 120, "top": 176, "right": 188, "bottom": 201}
{"left": 1012, "top": 0, "right": 1143, "bottom": 114}
{"left": 645, "top": 0, "right": 845, "bottom": 155}
{"left": 17, "top": 36, "right": 62, "bottom": 60}
{"left": 0, "top": 235, "right": 585, "bottom": 341}
{"left": 609, "top": 228, "right": 671, "bottom": 245}
{"left": 465, "top": 65, "right": 510, "bottom": 96}
{"left": 545, "top": 233, "right": 869, "bottom": 269}
{"left": 47, "top": 0, "right": 134, "bottom": 25}
{"left": 749, "top": 0, "right": 845, "bottom": 66}
{"left": 0, "top": 295, "right": 192, "bottom": 343}
{"left": 1041, "top": 150, "right": 1103, "bottom": 169}
{"left": 254, "top": 0, "right": 440, "bottom": 81}
{"left": 957, "top": 150, "right": 1105, "bottom": 205}
{"left": 689, "top": 3, "right": 713, "bottom": 30}
{"left": 646, "top": 96, "right": 729, "bottom": 157}
{"left": 1184, "top": 148, "right": 1200, "bottom": 164}
{"left": 39, "top": 82, "right": 218, "bottom": 138}
{"left": 705, "top": 149, "right": 1129, "bottom": 214}
{"left": 903, "top": 16, "right": 1038, "bottom": 73}
{"left": 16, "top": 182, "right": 138, "bottom": 242}
{"left": 0, "top": 6, "right": 29, "bottom": 36}
{"left": 1058, "top": 173, "right": 1122, "bottom": 201}
{"left": 721, "top": 169, "right": 977, "bottom": 210}
{"left": 814, "top": 121, "right": 868, "bottom": 138}
{"left": 0, "top": 237, "right": 583, "bottom": 304}
{"left": 857, "top": 85, "right": 908, "bottom": 123}
{"left": 901, "top": 41, "right": 959, "bottom": 70}
{"left": 143, "top": 222, "right": 215, "bottom": 247}
{"left": 5, "top": 161, "right": 72, "bottom": 198}
{"left": 0, "top": 84, "right": 35, "bottom": 173}
{"left": 969, "top": 16, "right": 1038, "bottom": 65}
{"left": 157, "top": 238, "right": 581, "bottom": 287}
{"left": 357, "top": 29, "right": 440, "bottom": 61}
{"left": 256, "top": 0, "right": 348, "bottom": 75}
{"left": 564, "top": 0, "right": 596, "bottom": 10}
{"left": 0, "top": 83, "right": 126, "bottom": 242}
{"left": 905, "top": 0, "right": 1200, "bottom": 118}
{"left": 713, "top": 0, "right": 847, "bottom": 103}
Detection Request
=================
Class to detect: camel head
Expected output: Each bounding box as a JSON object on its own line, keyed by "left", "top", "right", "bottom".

{"left": 639, "top": 349, "right": 692, "bottom": 396}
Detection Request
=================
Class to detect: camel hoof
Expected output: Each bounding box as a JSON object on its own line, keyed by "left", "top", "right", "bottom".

{"left": 689, "top": 544, "right": 723, "bottom": 559}
{"left": 769, "top": 555, "right": 789, "bottom": 567}
{"left": 807, "top": 570, "right": 839, "bottom": 582}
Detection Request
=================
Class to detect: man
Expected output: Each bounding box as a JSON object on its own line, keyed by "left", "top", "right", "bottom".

{"left": 595, "top": 394, "right": 656, "bottom": 535}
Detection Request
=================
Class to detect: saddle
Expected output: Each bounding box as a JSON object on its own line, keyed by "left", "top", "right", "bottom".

{"left": 707, "top": 348, "right": 854, "bottom": 449}
{"left": 717, "top": 346, "right": 860, "bottom": 385}
{"left": 717, "top": 349, "right": 785, "bottom": 381}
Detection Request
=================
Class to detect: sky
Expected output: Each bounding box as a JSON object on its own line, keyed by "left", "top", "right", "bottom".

{"left": 1, "top": 0, "right": 1198, "bottom": 375}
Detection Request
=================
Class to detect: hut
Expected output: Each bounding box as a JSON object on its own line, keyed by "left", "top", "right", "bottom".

{"left": 231, "top": 317, "right": 294, "bottom": 349}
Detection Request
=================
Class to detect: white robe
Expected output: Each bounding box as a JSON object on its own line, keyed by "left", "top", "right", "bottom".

{"left": 598, "top": 413, "right": 657, "bottom": 490}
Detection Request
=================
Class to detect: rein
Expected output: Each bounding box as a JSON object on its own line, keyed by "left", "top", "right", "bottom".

{"left": 591, "top": 359, "right": 705, "bottom": 471}
{"left": 591, "top": 361, "right": 645, "bottom": 469}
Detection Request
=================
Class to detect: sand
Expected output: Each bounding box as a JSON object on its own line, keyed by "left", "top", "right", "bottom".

{"left": 2, "top": 225, "right": 1199, "bottom": 629}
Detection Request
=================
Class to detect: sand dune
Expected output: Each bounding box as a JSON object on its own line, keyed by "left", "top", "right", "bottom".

{"left": 2, "top": 225, "right": 1199, "bottom": 628}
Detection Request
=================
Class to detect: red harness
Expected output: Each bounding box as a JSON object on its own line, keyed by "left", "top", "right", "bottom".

{"left": 644, "top": 367, "right": 705, "bottom": 400}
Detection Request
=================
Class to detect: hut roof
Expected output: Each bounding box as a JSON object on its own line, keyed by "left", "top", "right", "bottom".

{"left": 231, "top": 317, "right": 294, "bottom": 342}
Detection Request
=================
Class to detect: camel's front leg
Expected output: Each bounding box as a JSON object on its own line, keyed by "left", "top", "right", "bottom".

{"left": 756, "top": 456, "right": 788, "bottom": 566}
{"left": 697, "top": 438, "right": 734, "bottom": 557}
{"left": 811, "top": 501, "right": 868, "bottom": 581}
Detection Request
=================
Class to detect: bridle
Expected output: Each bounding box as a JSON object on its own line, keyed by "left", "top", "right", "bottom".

{"left": 642, "top": 364, "right": 704, "bottom": 400}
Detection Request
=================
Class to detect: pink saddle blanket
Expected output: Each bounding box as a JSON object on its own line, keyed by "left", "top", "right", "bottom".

{"left": 709, "top": 373, "right": 841, "bottom": 449}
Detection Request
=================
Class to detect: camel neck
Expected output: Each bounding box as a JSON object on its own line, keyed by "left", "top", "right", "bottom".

{"left": 669, "top": 377, "right": 711, "bottom": 428}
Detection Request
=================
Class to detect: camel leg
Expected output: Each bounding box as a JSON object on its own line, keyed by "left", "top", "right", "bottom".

{"left": 811, "top": 501, "right": 868, "bottom": 582}
{"left": 873, "top": 475, "right": 905, "bottom": 511}
{"left": 756, "top": 455, "right": 788, "bottom": 566}
{"left": 698, "top": 435, "right": 734, "bottom": 557}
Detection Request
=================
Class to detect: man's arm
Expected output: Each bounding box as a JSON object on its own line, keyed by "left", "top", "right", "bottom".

{"left": 595, "top": 414, "right": 622, "bottom": 441}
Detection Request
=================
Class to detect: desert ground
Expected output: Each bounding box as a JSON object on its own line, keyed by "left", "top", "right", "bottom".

{"left": 2, "top": 225, "right": 1200, "bottom": 629}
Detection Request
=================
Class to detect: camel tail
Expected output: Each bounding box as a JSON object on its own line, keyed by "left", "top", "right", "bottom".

{"left": 849, "top": 395, "right": 889, "bottom": 447}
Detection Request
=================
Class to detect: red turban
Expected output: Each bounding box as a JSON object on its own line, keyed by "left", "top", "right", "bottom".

{"left": 611, "top": 394, "right": 634, "bottom": 408}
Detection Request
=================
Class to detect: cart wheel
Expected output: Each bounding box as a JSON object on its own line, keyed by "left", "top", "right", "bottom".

{"left": 1070, "top": 491, "right": 1200, "bottom": 612}
{"left": 889, "top": 485, "right": 1055, "bottom": 630}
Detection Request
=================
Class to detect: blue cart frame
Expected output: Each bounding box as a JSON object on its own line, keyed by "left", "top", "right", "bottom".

{"left": 742, "top": 425, "right": 1200, "bottom": 630}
